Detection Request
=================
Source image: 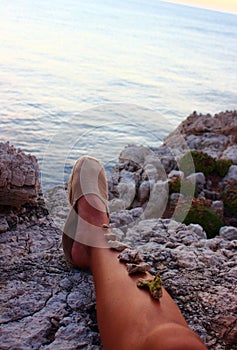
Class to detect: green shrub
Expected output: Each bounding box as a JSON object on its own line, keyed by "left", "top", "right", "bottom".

{"left": 179, "top": 151, "right": 216, "bottom": 176}
{"left": 215, "top": 159, "right": 233, "bottom": 177}
{"left": 222, "top": 181, "right": 237, "bottom": 216}
{"left": 183, "top": 203, "right": 224, "bottom": 239}
{"left": 169, "top": 177, "right": 198, "bottom": 197}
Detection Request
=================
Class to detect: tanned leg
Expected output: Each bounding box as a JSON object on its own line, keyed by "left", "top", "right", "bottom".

{"left": 71, "top": 195, "right": 207, "bottom": 350}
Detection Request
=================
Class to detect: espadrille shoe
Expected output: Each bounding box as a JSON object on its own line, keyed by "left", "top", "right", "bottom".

{"left": 62, "top": 156, "right": 109, "bottom": 266}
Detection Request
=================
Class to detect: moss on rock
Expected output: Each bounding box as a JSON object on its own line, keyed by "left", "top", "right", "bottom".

{"left": 215, "top": 159, "right": 233, "bottom": 177}
{"left": 222, "top": 181, "right": 237, "bottom": 216}
{"left": 179, "top": 151, "right": 216, "bottom": 176}
{"left": 179, "top": 151, "right": 233, "bottom": 179}
{"left": 169, "top": 177, "right": 198, "bottom": 197}
{"left": 183, "top": 203, "right": 224, "bottom": 239}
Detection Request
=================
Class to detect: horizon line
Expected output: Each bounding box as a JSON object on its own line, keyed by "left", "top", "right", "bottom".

{"left": 161, "top": 0, "right": 237, "bottom": 15}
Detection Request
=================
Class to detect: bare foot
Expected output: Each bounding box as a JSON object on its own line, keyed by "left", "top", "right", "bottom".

{"left": 71, "top": 194, "right": 110, "bottom": 269}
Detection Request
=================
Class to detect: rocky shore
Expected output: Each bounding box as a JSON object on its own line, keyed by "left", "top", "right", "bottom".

{"left": 1, "top": 111, "right": 237, "bottom": 350}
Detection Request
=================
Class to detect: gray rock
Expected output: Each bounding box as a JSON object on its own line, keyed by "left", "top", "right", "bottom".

{"left": 0, "top": 142, "right": 40, "bottom": 207}
{"left": 224, "top": 165, "right": 237, "bottom": 181}
{"left": 126, "top": 262, "right": 151, "bottom": 275}
{"left": 186, "top": 172, "right": 206, "bottom": 190}
{"left": 203, "top": 189, "right": 221, "bottom": 200}
{"left": 119, "top": 145, "right": 151, "bottom": 165}
{"left": 163, "top": 111, "right": 237, "bottom": 161}
{"left": 118, "top": 248, "right": 144, "bottom": 264}
{"left": 170, "top": 193, "right": 184, "bottom": 206}
{"left": 108, "top": 198, "right": 126, "bottom": 213}
{"left": 117, "top": 178, "right": 136, "bottom": 208}
{"left": 188, "top": 224, "right": 207, "bottom": 239}
{"left": 168, "top": 170, "right": 184, "bottom": 180}
{"left": 219, "top": 226, "right": 237, "bottom": 240}
{"left": 1, "top": 195, "right": 236, "bottom": 350}
{"left": 144, "top": 181, "right": 169, "bottom": 219}
{"left": 143, "top": 155, "right": 167, "bottom": 181}
{"left": 221, "top": 145, "right": 237, "bottom": 164}
{"left": 0, "top": 217, "right": 9, "bottom": 233}
{"left": 211, "top": 201, "right": 224, "bottom": 218}
{"left": 137, "top": 180, "right": 151, "bottom": 203}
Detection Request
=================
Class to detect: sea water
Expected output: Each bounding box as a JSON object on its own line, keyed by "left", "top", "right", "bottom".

{"left": 0, "top": 0, "right": 236, "bottom": 188}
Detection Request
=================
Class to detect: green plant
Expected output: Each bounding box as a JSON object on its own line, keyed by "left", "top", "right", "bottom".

{"left": 215, "top": 159, "right": 233, "bottom": 177}
{"left": 179, "top": 151, "right": 216, "bottom": 176}
{"left": 222, "top": 181, "right": 237, "bottom": 216}
{"left": 169, "top": 177, "right": 198, "bottom": 197}
{"left": 183, "top": 203, "right": 224, "bottom": 239}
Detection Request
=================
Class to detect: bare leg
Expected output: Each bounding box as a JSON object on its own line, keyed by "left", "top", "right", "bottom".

{"left": 71, "top": 195, "right": 207, "bottom": 350}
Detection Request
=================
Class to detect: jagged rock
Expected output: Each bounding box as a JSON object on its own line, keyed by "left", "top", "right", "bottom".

{"left": 143, "top": 180, "right": 169, "bottom": 219}
{"left": 170, "top": 192, "right": 184, "bottom": 206}
{"left": 107, "top": 240, "right": 130, "bottom": 251}
{"left": 186, "top": 172, "right": 206, "bottom": 191}
{"left": 137, "top": 180, "right": 151, "bottom": 204}
{"left": 221, "top": 145, "right": 237, "bottom": 164}
{"left": 1, "top": 109, "right": 237, "bottom": 350}
{"left": 0, "top": 217, "right": 9, "bottom": 233}
{"left": 1, "top": 188, "right": 237, "bottom": 350}
{"left": 211, "top": 200, "right": 224, "bottom": 218}
{"left": 168, "top": 170, "right": 184, "bottom": 180}
{"left": 187, "top": 223, "right": 206, "bottom": 238}
{"left": 224, "top": 165, "right": 237, "bottom": 181}
{"left": 219, "top": 226, "right": 237, "bottom": 240}
{"left": 126, "top": 262, "right": 151, "bottom": 275}
{"left": 108, "top": 198, "right": 127, "bottom": 213}
{"left": 0, "top": 142, "right": 40, "bottom": 207}
{"left": 119, "top": 145, "right": 151, "bottom": 165}
{"left": 164, "top": 111, "right": 237, "bottom": 162}
{"left": 118, "top": 248, "right": 144, "bottom": 264}
{"left": 168, "top": 110, "right": 237, "bottom": 139}
{"left": 117, "top": 177, "right": 136, "bottom": 208}
{"left": 143, "top": 155, "right": 167, "bottom": 181}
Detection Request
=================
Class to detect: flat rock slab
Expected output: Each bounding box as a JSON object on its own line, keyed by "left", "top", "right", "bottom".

{"left": 0, "top": 218, "right": 101, "bottom": 350}
{"left": 1, "top": 210, "right": 237, "bottom": 350}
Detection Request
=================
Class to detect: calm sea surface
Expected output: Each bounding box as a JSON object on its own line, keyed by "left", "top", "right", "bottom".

{"left": 0, "top": 0, "right": 236, "bottom": 188}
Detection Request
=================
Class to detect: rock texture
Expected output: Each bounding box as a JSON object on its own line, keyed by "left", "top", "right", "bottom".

{"left": 164, "top": 110, "right": 237, "bottom": 162}
{"left": 0, "top": 205, "right": 101, "bottom": 350}
{"left": 0, "top": 142, "right": 40, "bottom": 207}
{"left": 1, "top": 112, "right": 237, "bottom": 350}
{"left": 107, "top": 111, "right": 237, "bottom": 229}
{"left": 1, "top": 202, "right": 236, "bottom": 350}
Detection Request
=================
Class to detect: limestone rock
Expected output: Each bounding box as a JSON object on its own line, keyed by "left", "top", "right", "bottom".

{"left": 137, "top": 180, "right": 151, "bottom": 204}
{"left": 221, "top": 144, "right": 237, "bottom": 164}
{"left": 224, "top": 165, "right": 237, "bottom": 181}
{"left": 0, "top": 142, "right": 40, "bottom": 207}
{"left": 1, "top": 194, "right": 236, "bottom": 350}
{"left": 126, "top": 262, "right": 151, "bottom": 275}
{"left": 219, "top": 226, "right": 237, "bottom": 240}
{"left": 0, "top": 217, "right": 9, "bottom": 233}
{"left": 143, "top": 180, "right": 169, "bottom": 219}
{"left": 168, "top": 110, "right": 237, "bottom": 139}
{"left": 107, "top": 240, "right": 130, "bottom": 251}
{"left": 118, "top": 248, "right": 144, "bottom": 264}
{"left": 211, "top": 200, "right": 224, "bottom": 218}
{"left": 186, "top": 172, "right": 206, "bottom": 190}
{"left": 164, "top": 111, "right": 237, "bottom": 161}
{"left": 119, "top": 145, "right": 151, "bottom": 165}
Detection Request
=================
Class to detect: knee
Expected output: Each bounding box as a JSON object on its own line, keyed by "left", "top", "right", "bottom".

{"left": 141, "top": 323, "right": 207, "bottom": 350}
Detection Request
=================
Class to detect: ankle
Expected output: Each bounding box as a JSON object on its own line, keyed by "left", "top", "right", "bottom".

{"left": 77, "top": 195, "right": 109, "bottom": 227}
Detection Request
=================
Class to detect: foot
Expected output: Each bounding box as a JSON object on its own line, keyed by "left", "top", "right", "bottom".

{"left": 71, "top": 194, "right": 110, "bottom": 269}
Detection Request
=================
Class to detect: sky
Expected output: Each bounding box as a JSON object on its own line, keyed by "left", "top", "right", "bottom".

{"left": 163, "top": 0, "right": 237, "bottom": 14}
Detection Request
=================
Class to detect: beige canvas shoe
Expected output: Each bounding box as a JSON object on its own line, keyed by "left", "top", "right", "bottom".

{"left": 62, "top": 156, "right": 109, "bottom": 266}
